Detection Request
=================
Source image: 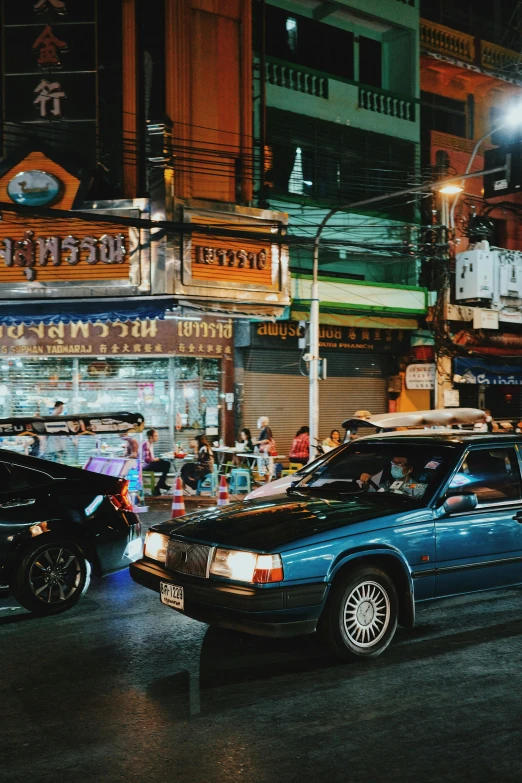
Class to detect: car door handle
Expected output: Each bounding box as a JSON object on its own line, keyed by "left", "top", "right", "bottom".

{"left": 0, "top": 498, "right": 36, "bottom": 509}
{"left": 513, "top": 511, "right": 522, "bottom": 523}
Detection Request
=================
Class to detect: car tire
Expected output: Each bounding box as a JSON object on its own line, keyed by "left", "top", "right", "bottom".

{"left": 319, "top": 565, "right": 398, "bottom": 661}
{"left": 11, "top": 537, "right": 91, "bottom": 616}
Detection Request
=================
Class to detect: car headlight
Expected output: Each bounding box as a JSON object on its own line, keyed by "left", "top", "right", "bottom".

{"left": 144, "top": 531, "right": 169, "bottom": 563}
{"left": 210, "top": 548, "right": 283, "bottom": 583}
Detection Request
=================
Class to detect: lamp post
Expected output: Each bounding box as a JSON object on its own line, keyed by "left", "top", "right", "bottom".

{"left": 307, "top": 167, "right": 509, "bottom": 460}
{"left": 447, "top": 109, "right": 522, "bottom": 228}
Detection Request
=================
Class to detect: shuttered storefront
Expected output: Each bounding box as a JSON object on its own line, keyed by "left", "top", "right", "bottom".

{"left": 242, "top": 349, "right": 389, "bottom": 455}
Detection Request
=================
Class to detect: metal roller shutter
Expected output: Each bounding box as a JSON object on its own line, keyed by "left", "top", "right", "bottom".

{"left": 242, "top": 349, "right": 389, "bottom": 455}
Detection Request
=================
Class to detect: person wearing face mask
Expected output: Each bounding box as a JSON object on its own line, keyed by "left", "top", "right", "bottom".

{"left": 360, "top": 456, "right": 414, "bottom": 493}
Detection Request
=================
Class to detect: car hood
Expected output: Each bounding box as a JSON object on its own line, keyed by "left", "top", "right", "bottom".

{"left": 152, "top": 493, "right": 417, "bottom": 551}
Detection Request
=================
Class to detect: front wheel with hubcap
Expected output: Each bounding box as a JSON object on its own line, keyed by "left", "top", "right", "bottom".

{"left": 11, "top": 538, "right": 91, "bottom": 615}
{"left": 319, "top": 566, "right": 398, "bottom": 661}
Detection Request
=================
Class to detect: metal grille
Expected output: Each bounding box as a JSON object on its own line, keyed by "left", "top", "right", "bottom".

{"left": 242, "top": 349, "right": 389, "bottom": 455}
{"left": 166, "top": 540, "right": 211, "bottom": 578}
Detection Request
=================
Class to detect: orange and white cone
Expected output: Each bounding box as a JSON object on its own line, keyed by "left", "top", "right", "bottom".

{"left": 171, "top": 476, "right": 186, "bottom": 519}
{"left": 217, "top": 474, "right": 229, "bottom": 507}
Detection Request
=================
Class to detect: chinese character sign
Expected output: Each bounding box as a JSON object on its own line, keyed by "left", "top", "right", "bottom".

{"left": 33, "top": 26, "right": 68, "bottom": 67}
{"left": 33, "top": 79, "right": 66, "bottom": 118}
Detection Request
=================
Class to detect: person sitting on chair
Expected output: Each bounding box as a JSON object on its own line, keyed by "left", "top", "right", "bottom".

{"left": 142, "top": 428, "right": 171, "bottom": 495}
{"left": 181, "top": 435, "right": 214, "bottom": 492}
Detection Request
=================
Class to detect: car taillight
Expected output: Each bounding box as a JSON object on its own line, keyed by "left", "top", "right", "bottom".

{"left": 111, "top": 481, "right": 133, "bottom": 511}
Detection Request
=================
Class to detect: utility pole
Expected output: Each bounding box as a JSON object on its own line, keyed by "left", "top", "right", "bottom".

{"left": 307, "top": 166, "right": 507, "bottom": 460}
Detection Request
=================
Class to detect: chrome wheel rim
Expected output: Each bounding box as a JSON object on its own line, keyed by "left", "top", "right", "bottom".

{"left": 29, "top": 547, "right": 82, "bottom": 604}
{"left": 343, "top": 580, "right": 390, "bottom": 648}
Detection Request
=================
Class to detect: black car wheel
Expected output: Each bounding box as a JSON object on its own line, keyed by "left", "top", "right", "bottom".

{"left": 319, "top": 565, "right": 398, "bottom": 661}
{"left": 11, "top": 538, "right": 91, "bottom": 615}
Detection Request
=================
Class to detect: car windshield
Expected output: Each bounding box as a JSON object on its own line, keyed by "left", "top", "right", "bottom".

{"left": 294, "top": 441, "right": 455, "bottom": 502}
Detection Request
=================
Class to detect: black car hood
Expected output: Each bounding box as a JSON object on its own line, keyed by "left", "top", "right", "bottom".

{"left": 153, "top": 493, "right": 415, "bottom": 551}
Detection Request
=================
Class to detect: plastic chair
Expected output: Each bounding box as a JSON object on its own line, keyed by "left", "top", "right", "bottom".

{"left": 142, "top": 471, "right": 157, "bottom": 495}
{"left": 219, "top": 461, "right": 235, "bottom": 476}
{"left": 229, "top": 468, "right": 251, "bottom": 494}
{"left": 196, "top": 465, "right": 219, "bottom": 495}
{"left": 288, "top": 462, "right": 302, "bottom": 473}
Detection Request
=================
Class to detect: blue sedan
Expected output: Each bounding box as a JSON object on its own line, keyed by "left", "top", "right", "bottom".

{"left": 130, "top": 432, "right": 522, "bottom": 660}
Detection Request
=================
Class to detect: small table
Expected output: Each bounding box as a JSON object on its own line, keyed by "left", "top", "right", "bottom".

{"left": 213, "top": 447, "right": 286, "bottom": 480}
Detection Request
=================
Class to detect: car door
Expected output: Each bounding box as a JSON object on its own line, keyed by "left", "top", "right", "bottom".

{"left": 434, "top": 445, "right": 522, "bottom": 597}
{"left": 0, "top": 461, "right": 57, "bottom": 535}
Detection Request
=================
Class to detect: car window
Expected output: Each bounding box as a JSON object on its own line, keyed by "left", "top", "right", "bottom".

{"left": 449, "top": 447, "right": 522, "bottom": 505}
{"left": 7, "top": 463, "right": 55, "bottom": 491}
{"left": 0, "top": 462, "right": 12, "bottom": 492}
{"left": 300, "top": 442, "right": 454, "bottom": 501}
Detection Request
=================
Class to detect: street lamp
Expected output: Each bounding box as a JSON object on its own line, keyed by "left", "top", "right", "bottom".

{"left": 307, "top": 168, "right": 509, "bottom": 460}
{"left": 448, "top": 106, "right": 522, "bottom": 228}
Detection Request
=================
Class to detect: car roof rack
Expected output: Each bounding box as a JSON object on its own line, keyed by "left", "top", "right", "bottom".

{"left": 342, "top": 408, "right": 485, "bottom": 432}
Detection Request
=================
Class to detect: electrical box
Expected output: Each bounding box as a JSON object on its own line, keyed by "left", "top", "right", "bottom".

{"left": 455, "top": 249, "right": 494, "bottom": 300}
{"left": 455, "top": 245, "right": 522, "bottom": 310}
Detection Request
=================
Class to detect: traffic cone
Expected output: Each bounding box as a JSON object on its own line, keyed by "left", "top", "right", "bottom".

{"left": 217, "top": 474, "right": 229, "bottom": 507}
{"left": 171, "top": 476, "right": 186, "bottom": 519}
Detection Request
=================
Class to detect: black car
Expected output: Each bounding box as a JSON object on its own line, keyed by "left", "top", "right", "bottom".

{"left": 0, "top": 449, "right": 142, "bottom": 615}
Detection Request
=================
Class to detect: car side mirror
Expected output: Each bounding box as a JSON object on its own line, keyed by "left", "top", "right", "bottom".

{"left": 443, "top": 492, "right": 478, "bottom": 514}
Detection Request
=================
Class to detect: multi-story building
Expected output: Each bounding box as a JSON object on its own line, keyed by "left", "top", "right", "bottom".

{"left": 420, "top": 0, "right": 522, "bottom": 421}
{"left": 236, "top": 0, "right": 429, "bottom": 451}
{"left": 0, "top": 0, "right": 289, "bottom": 458}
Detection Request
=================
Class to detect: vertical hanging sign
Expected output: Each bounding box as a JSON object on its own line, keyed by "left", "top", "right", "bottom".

{"left": 1, "top": 0, "right": 97, "bottom": 125}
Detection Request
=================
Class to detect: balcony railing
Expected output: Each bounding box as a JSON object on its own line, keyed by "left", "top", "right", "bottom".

{"left": 421, "top": 18, "right": 522, "bottom": 78}
{"left": 265, "top": 59, "right": 328, "bottom": 99}
{"left": 420, "top": 19, "right": 475, "bottom": 63}
{"left": 358, "top": 86, "right": 416, "bottom": 122}
{"left": 482, "top": 40, "right": 522, "bottom": 73}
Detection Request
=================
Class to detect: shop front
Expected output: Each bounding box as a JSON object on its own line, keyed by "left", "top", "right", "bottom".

{"left": 0, "top": 313, "right": 234, "bottom": 464}
{"left": 453, "top": 357, "right": 522, "bottom": 421}
{"left": 235, "top": 320, "right": 412, "bottom": 455}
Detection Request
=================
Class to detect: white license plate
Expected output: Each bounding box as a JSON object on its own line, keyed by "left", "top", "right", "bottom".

{"left": 160, "top": 582, "right": 184, "bottom": 610}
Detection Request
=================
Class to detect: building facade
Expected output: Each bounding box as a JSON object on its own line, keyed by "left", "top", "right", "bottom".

{"left": 0, "top": 0, "right": 290, "bottom": 460}
{"left": 238, "top": 0, "right": 429, "bottom": 452}
{"left": 420, "top": 0, "right": 522, "bottom": 422}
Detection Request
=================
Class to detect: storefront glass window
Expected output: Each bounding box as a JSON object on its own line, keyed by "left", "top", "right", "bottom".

{"left": 0, "top": 355, "right": 222, "bottom": 466}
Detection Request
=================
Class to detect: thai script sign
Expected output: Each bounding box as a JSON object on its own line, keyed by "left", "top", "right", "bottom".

{"left": 251, "top": 321, "right": 410, "bottom": 354}
{"left": 194, "top": 245, "right": 268, "bottom": 270}
{"left": 454, "top": 357, "right": 522, "bottom": 385}
{"left": 0, "top": 317, "right": 234, "bottom": 358}
{"left": 0, "top": 231, "right": 126, "bottom": 280}
{"left": 405, "top": 364, "right": 436, "bottom": 390}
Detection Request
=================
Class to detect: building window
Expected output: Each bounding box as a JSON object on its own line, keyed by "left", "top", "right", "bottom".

{"left": 359, "top": 36, "right": 382, "bottom": 88}
{"left": 265, "top": 5, "right": 354, "bottom": 80}
{"left": 266, "top": 108, "right": 416, "bottom": 219}
{"left": 421, "top": 91, "right": 467, "bottom": 138}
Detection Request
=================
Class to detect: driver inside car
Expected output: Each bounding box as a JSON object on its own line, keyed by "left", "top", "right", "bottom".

{"left": 360, "top": 456, "right": 423, "bottom": 497}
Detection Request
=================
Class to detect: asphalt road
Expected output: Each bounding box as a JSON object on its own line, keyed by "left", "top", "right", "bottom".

{"left": 3, "top": 510, "right": 522, "bottom": 783}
